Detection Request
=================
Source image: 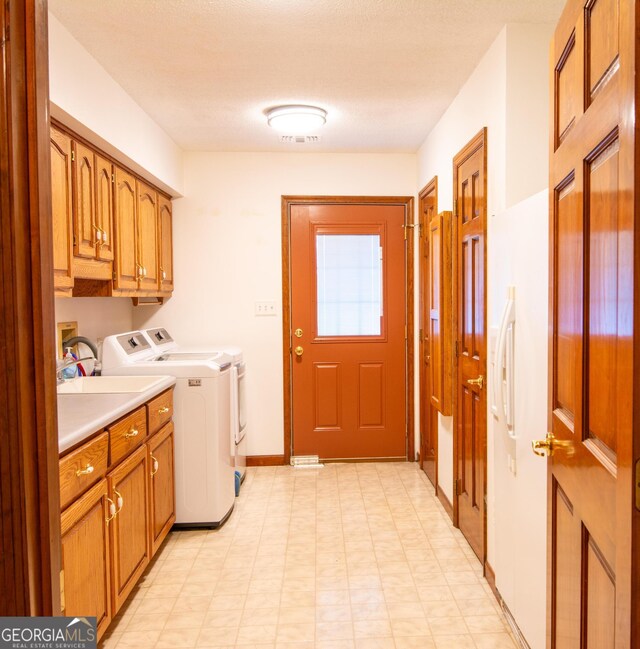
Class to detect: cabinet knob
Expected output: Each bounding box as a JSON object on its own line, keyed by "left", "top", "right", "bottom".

{"left": 124, "top": 427, "right": 139, "bottom": 439}
{"left": 150, "top": 454, "right": 159, "bottom": 476}
{"left": 158, "top": 406, "right": 170, "bottom": 415}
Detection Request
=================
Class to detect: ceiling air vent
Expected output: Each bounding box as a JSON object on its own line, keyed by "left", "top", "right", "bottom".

{"left": 279, "top": 135, "right": 322, "bottom": 144}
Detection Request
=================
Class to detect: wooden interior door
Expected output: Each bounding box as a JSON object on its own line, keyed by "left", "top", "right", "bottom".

{"left": 50, "top": 128, "right": 74, "bottom": 293}
{"left": 95, "top": 154, "right": 114, "bottom": 262}
{"left": 148, "top": 422, "right": 176, "bottom": 555}
{"left": 136, "top": 181, "right": 159, "bottom": 292}
{"left": 60, "top": 479, "right": 111, "bottom": 638}
{"left": 544, "top": 0, "right": 638, "bottom": 645}
{"left": 113, "top": 166, "right": 138, "bottom": 291}
{"left": 454, "top": 129, "right": 487, "bottom": 562}
{"left": 108, "top": 445, "right": 149, "bottom": 614}
{"left": 72, "top": 141, "right": 97, "bottom": 259}
{"left": 419, "top": 179, "right": 438, "bottom": 486}
{"left": 158, "top": 194, "right": 174, "bottom": 293}
{"left": 289, "top": 201, "right": 407, "bottom": 460}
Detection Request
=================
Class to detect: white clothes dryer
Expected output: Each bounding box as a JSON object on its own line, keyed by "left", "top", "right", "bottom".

{"left": 101, "top": 331, "right": 235, "bottom": 527}
{"left": 144, "top": 329, "right": 247, "bottom": 481}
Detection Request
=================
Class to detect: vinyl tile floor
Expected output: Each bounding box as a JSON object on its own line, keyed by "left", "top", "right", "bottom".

{"left": 101, "top": 462, "right": 518, "bottom": 649}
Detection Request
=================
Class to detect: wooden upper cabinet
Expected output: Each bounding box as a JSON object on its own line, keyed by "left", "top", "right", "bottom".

{"left": 61, "top": 479, "right": 111, "bottom": 638}
{"left": 136, "top": 181, "right": 159, "bottom": 292}
{"left": 72, "top": 142, "right": 97, "bottom": 259}
{"left": 158, "top": 195, "right": 174, "bottom": 293}
{"left": 113, "top": 166, "right": 138, "bottom": 291}
{"left": 429, "top": 210, "right": 453, "bottom": 416}
{"left": 148, "top": 422, "right": 175, "bottom": 555}
{"left": 95, "top": 155, "right": 114, "bottom": 262}
{"left": 50, "top": 128, "right": 74, "bottom": 294}
{"left": 108, "top": 445, "right": 150, "bottom": 614}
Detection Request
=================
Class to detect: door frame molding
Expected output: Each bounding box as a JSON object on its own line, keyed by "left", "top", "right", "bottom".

{"left": 0, "top": 0, "right": 61, "bottom": 614}
{"left": 452, "top": 128, "right": 488, "bottom": 560}
{"left": 418, "top": 177, "right": 438, "bottom": 488}
{"left": 281, "top": 195, "right": 415, "bottom": 465}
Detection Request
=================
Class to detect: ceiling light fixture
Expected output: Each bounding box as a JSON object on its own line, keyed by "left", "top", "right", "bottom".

{"left": 266, "top": 105, "right": 327, "bottom": 133}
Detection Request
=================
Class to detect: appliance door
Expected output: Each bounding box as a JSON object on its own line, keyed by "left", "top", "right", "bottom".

{"left": 236, "top": 362, "right": 247, "bottom": 444}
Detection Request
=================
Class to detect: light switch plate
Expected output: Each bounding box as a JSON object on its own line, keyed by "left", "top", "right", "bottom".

{"left": 255, "top": 301, "right": 276, "bottom": 316}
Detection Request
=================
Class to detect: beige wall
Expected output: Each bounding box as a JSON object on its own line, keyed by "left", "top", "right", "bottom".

{"left": 48, "top": 13, "right": 183, "bottom": 195}
{"left": 133, "top": 152, "right": 417, "bottom": 456}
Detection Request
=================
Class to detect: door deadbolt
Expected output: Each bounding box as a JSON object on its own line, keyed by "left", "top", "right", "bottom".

{"left": 294, "top": 328, "right": 303, "bottom": 338}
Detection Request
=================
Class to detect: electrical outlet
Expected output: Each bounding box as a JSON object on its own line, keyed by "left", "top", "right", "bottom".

{"left": 255, "top": 301, "right": 277, "bottom": 316}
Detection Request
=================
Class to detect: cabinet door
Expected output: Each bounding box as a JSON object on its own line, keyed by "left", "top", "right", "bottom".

{"left": 95, "top": 155, "right": 114, "bottom": 262}
{"left": 61, "top": 479, "right": 111, "bottom": 639}
{"left": 108, "top": 445, "right": 150, "bottom": 614}
{"left": 72, "top": 141, "right": 97, "bottom": 259}
{"left": 148, "top": 422, "right": 175, "bottom": 555}
{"left": 113, "top": 166, "right": 138, "bottom": 291}
{"left": 50, "top": 128, "right": 74, "bottom": 292}
{"left": 158, "top": 195, "right": 174, "bottom": 294}
{"left": 136, "top": 181, "right": 159, "bottom": 292}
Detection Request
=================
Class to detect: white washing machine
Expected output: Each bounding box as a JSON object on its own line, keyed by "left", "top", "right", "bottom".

{"left": 101, "top": 331, "right": 235, "bottom": 527}
{"left": 144, "top": 328, "right": 247, "bottom": 481}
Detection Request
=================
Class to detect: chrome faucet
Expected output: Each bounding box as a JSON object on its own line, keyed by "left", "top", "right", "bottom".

{"left": 56, "top": 356, "right": 94, "bottom": 385}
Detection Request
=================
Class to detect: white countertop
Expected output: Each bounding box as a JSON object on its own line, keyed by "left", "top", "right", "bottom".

{"left": 57, "top": 375, "right": 176, "bottom": 454}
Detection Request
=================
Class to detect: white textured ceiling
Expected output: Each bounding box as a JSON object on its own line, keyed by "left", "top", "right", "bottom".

{"left": 49, "top": 0, "right": 564, "bottom": 152}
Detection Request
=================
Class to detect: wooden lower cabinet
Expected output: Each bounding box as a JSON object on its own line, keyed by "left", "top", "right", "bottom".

{"left": 148, "top": 422, "right": 176, "bottom": 555}
{"left": 108, "top": 445, "right": 150, "bottom": 613}
{"left": 60, "top": 391, "right": 175, "bottom": 639}
{"left": 61, "top": 479, "right": 111, "bottom": 637}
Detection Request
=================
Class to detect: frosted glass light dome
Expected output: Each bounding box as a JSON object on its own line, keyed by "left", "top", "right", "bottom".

{"left": 266, "top": 105, "right": 327, "bottom": 133}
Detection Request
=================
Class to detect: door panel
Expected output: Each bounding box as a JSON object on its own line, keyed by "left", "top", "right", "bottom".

{"left": 148, "top": 423, "right": 175, "bottom": 555}
{"left": 95, "top": 155, "right": 114, "bottom": 262}
{"left": 113, "top": 167, "right": 138, "bottom": 291}
{"left": 419, "top": 179, "right": 438, "bottom": 485}
{"left": 546, "top": 1, "right": 636, "bottom": 646}
{"left": 50, "top": 128, "right": 74, "bottom": 291}
{"left": 454, "top": 130, "right": 487, "bottom": 563}
{"left": 158, "top": 195, "right": 174, "bottom": 293}
{"left": 72, "top": 142, "right": 97, "bottom": 259}
{"left": 136, "top": 181, "right": 159, "bottom": 292}
{"left": 290, "top": 203, "right": 407, "bottom": 460}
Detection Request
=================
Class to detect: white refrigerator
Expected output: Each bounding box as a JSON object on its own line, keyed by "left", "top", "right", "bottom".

{"left": 487, "top": 189, "right": 549, "bottom": 649}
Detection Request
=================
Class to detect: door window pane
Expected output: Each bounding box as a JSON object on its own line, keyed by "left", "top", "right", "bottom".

{"left": 316, "top": 234, "right": 382, "bottom": 336}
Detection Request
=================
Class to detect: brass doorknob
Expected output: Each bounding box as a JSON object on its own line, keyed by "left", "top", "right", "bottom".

{"left": 467, "top": 375, "right": 484, "bottom": 389}
{"left": 294, "top": 346, "right": 304, "bottom": 357}
{"left": 532, "top": 432, "right": 573, "bottom": 458}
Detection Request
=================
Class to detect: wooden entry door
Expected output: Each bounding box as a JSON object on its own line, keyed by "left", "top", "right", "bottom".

{"left": 288, "top": 200, "right": 408, "bottom": 460}
{"left": 419, "top": 179, "right": 438, "bottom": 485}
{"left": 454, "top": 129, "right": 487, "bottom": 562}
{"left": 542, "top": 0, "right": 638, "bottom": 645}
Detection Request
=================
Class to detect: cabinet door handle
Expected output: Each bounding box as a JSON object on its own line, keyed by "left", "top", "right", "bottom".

{"left": 75, "top": 464, "right": 94, "bottom": 477}
{"left": 124, "top": 427, "right": 139, "bottom": 439}
{"left": 105, "top": 496, "right": 117, "bottom": 525}
{"left": 113, "top": 488, "right": 124, "bottom": 513}
{"left": 136, "top": 263, "right": 144, "bottom": 279}
{"left": 158, "top": 406, "right": 170, "bottom": 415}
{"left": 150, "top": 454, "right": 159, "bottom": 476}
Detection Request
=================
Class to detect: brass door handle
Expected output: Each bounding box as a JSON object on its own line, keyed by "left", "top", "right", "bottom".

{"left": 467, "top": 375, "right": 484, "bottom": 389}
{"left": 294, "top": 346, "right": 304, "bottom": 357}
{"left": 113, "top": 488, "right": 124, "bottom": 514}
{"left": 150, "top": 454, "right": 159, "bottom": 476}
{"left": 105, "top": 496, "right": 117, "bottom": 525}
{"left": 158, "top": 406, "right": 170, "bottom": 415}
{"left": 75, "top": 464, "right": 94, "bottom": 477}
{"left": 124, "top": 427, "right": 139, "bottom": 439}
{"left": 532, "top": 432, "right": 574, "bottom": 458}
